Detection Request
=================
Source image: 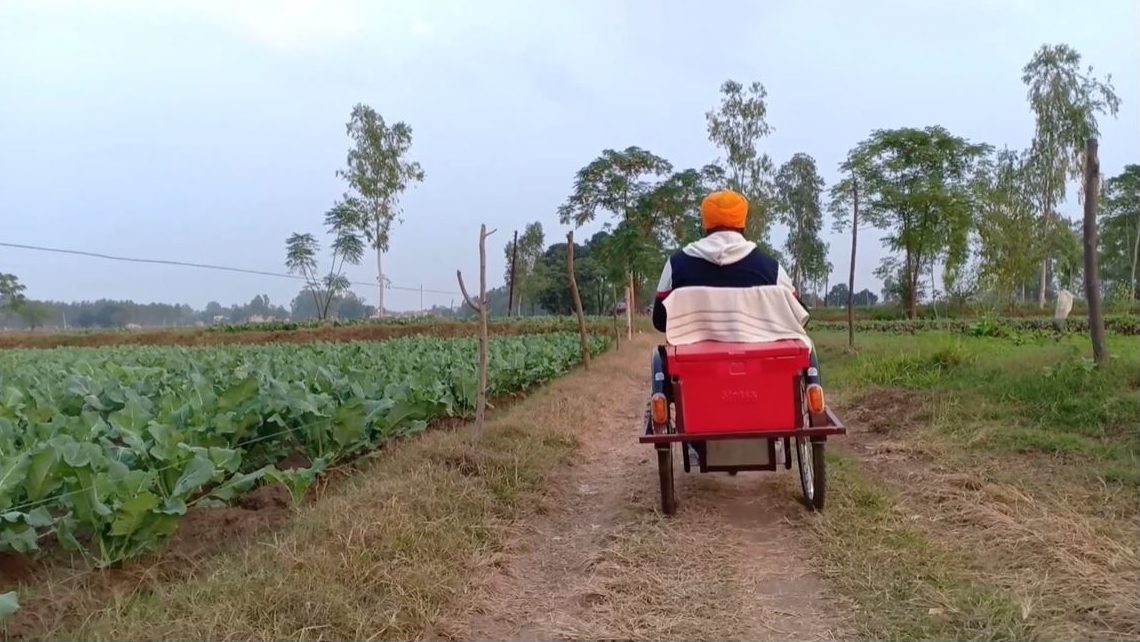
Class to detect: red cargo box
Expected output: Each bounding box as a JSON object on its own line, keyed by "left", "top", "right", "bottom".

{"left": 665, "top": 340, "right": 811, "bottom": 434}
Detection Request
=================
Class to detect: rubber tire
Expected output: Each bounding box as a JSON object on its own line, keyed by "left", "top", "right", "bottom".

{"left": 657, "top": 446, "right": 677, "bottom": 515}
{"left": 796, "top": 438, "right": 827, "bottom": 511}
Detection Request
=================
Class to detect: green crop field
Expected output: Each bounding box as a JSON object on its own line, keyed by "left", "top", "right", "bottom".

{"left": 0, "top": 333, "right": 608, "bottom": 568}
{"left": 811, "top": 313, "right": 1140, "bottom": 336}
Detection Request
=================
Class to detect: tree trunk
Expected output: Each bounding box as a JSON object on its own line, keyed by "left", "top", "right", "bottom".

{"left": 847, "top": 178, "right": 859, "bottom": 350}
{"left": 611, "top": 285, "right": 621, "bottom": 349}
{"left": 626, "top": 271, "right": 634, "bottom": 340}
{"left": 1082, "top": 139, "right": 1107, "bottom": 367}
{"left": 906, "top": 260, "right": 919, "bottom": 320}
{"left": 1131, "top": 214, "right": 1140, "bottom": 299}
{"left": 508, "top": 230, "right": 518, "bottom": 316}
{"left": 376, "top": 248, "right": 385, "bottom": 318}
{"left": 566, "top": 232, "right": 590, "bottom": 369}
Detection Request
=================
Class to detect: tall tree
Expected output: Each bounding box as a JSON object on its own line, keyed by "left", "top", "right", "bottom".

{"left": 338, "top": 103, "right": 425, "bottom": 317}
{"left": 853, "top": 289, "right": 879, "bottom": 306}
{"left": 557, "top": 146, "right": 672, "bottom": 302}
{"left": 825, "top": 283, "right": 850, "bottom": 308}
{"left": 641, "top": 164, "right": 726, "bottom": 248}
{"left": 774, "top": 153, "right": 830, "bottom": 291}
{"left": 1022, "top": 44, "right": 1120, "bottom": 308}
{"left": 829, "top": 165, "right": 861, "bottom": 348}
{"left": 284, "top": 202, "right": 366, "bottom": 321}
{"left": 706, "top": 79, "right": 776, "bottom": 243}
{"left": 975, "top": 148, "right": 1045, "bottom": 310}
{"left": 1054, "top": 219, "right": 1084, "bottom": 294}
{"left": 15, "top": 302, "right": 49, "bottom": 329}
{"left": 1100, "top": 164, "right": 1140, "bottom": 301}
{"left": 503, "top": 222, "right": 546, "bottom": 315}
{"left": 843, "top": 126, "right": 989, "bottom": 318}
{"left": 0, "top": 273, "right": 26, "bottom": 318}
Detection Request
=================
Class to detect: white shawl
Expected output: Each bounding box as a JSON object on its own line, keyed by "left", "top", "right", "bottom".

{"left": 662, "top": 285, "right": 812, "bottom": 350}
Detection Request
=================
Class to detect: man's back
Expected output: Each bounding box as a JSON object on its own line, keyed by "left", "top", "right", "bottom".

{"left": 653, "top": 230, "right": 793, "bottom": 333}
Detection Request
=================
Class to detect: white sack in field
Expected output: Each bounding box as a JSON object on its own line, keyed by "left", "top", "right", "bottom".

{"left": 1054, "top": 289, "right": 1073, "bottom": 321}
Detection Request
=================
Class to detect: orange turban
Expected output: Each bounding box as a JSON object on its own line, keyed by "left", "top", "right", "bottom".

{"left": 700, "top": 191, "right": 748, "bottom": 230}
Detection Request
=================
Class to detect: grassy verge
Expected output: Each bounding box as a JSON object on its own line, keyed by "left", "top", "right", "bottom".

{"left": 70, "top": 422, "right": 577, "bottom": 640}
{"left": 810, "top": 454, "right": 1034, "bottom": 641}
{"left": 23, "top": 343, "right": 637, "bottom": 640}
{"left": 805, "top": 330, "right": 1139, "bottom": 641}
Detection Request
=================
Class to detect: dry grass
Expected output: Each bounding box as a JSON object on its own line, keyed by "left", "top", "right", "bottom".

{"left": 543, "top": 471, "right": 849, "bottom": 642}
{"left": 550, "top": 511, "right": 750, "bottom": 642}
{"left": 810, "top": 407, "right": 1140, "bottom": 642}
{"left": 903, "top": 466, "right": 1140, "bottom": 640}
{"left": 811, "top": 449, "right": 1140, "bottom": 641}
{"left": 46, "top": 345, "right": 637, "bottom": 641}
{"left": 805, "top": 455, "right": 1036, "bottom": 642}
{"left": 808, "top": 409, "right": 1139, "bottom": 641}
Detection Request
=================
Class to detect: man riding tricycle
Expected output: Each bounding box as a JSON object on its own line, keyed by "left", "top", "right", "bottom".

{"left": 640, "top": 190, "right": 845, "bottom": 514}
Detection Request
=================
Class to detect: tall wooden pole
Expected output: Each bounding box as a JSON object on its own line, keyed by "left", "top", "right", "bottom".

{"left": 457, "top": 224, "right": 497, "bottom": 430}
{"left": 847, "top": 176, "right": 859, "bottom": 351}
{"left": 1082, "top": 138, "right": 1107, "bottom": 366}
{"left": 566, "top": 231, "right": 590, "bottom": 368}
{"left": 507, "top": 229, "right": 518, "bottom": 316}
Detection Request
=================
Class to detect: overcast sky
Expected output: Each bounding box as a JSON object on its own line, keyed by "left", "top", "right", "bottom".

{"left": 1, "top": 0, "right": 1137, "bottom": 311}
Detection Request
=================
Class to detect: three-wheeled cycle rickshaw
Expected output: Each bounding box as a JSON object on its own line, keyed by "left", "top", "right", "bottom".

{"left": 640, "top": 313, "right": 845, "bottom": 514}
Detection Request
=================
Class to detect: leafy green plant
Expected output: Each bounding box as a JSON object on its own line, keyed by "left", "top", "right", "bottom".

{"left": 0, "top": 332, "right": 609, "bottom": 564}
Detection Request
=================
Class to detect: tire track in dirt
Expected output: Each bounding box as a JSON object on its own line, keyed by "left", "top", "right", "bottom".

{"left": 444, "top": 336, "right": 850, "bottom": 641}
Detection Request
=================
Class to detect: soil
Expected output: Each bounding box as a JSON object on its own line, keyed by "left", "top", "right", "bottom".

{"left": 0, "top": 321, "right": 612, "bottom": 350}
{"left": 0, "top": 482, "right": 298, "bottom": 640}
{"left": 842, "top": 388, "right": 929, "bottom": 435}
{"left": 444, "top": 336, "right": 851, "bottom": 641}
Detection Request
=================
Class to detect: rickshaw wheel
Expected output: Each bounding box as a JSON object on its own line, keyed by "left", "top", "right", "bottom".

{"left": 796, "top": 437, "right": 826, "bottom": 511}
{"left": 656, "top": 445, "right": 677, "bottom": 515}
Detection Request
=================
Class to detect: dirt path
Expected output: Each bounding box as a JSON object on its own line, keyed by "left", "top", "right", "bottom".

{"left": 446, "top": 336, "right": 850, "bottom": 641}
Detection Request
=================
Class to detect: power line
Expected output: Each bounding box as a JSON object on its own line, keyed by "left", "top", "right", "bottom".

{"left": 0, "top": 241, "right": 460, "bottom": 296}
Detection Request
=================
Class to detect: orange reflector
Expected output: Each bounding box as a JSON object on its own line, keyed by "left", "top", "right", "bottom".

{"left": 807, "top": 384, "right": 825, "bottom": 414}
{"left": 651, "top": 393, "right": 668, "bottom": 426}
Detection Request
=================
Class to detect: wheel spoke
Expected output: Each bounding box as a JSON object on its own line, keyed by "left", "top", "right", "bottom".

{"left": 799, "top": 437, "right": 814, "bottom": 499}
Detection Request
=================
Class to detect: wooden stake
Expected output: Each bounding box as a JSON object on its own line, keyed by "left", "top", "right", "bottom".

{"left": 1082, "top": 139, "right": 1107, "bottom": 366}
{"left": 456, "top": 224, "right": 497, "bottom": 430}
{"left": 566, "top": 231, "right": 590, "bottom": 368}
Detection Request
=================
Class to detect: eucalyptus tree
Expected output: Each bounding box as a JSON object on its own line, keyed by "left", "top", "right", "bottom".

{"left": 338, "top": 103, "right": 425, "bottom": 316}
{"left": 284, "top": 202, "right": 366, "bottom": 321}
{"left": 706, "top": 79, "right": 776, "bottom": 243}
{"left": 774, "top": 153, "right": 829, "bottom": 291}
{"left": 1022, "top": 44, "right": 1120, "bottom": 307}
